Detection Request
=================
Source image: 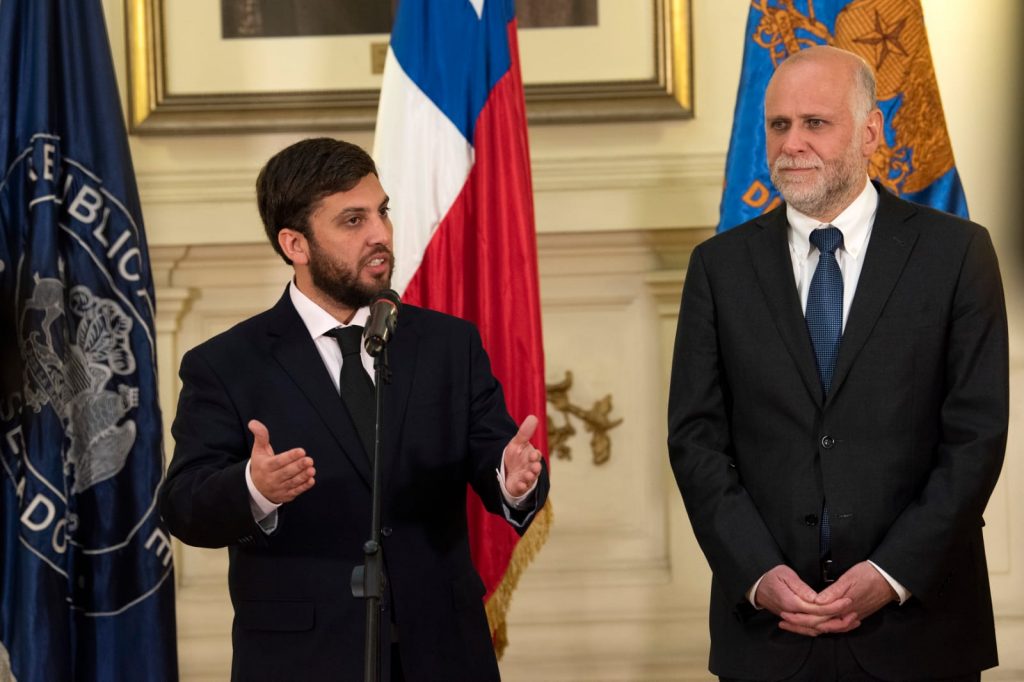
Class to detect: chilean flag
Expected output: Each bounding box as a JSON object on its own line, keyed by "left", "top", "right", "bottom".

{"left": 374, "top": 0, "right": 549, "bottom": 653}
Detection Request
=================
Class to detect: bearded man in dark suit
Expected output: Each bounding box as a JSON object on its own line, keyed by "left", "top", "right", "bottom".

{"left": 668, "top": 46, "right": 1006, "bottom": 681}
{"left": 160, "top": 137, "right": 549, "bottom": 682}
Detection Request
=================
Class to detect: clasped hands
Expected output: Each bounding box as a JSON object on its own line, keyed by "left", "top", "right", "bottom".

{"left": 248, "top": 415, "right": 543, "bottom": 504}
{"left": 754, "top": 562, "right": 898, "bottom": 637}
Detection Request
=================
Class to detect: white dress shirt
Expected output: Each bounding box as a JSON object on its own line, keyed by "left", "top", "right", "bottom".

{"left": 747, "top": 177, "right": 911, "bottom": 607}
{"left": 245, "top": 281, "right": 536, "bottom": 532}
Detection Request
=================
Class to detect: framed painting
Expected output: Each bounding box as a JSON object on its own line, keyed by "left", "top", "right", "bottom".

{"left": 125, "top": 0, "right": 692, "bottom": 134}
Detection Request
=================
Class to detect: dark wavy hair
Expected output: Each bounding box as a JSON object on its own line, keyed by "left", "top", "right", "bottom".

{"left": 256, "top": 137, "right": 378, "bottom": 264}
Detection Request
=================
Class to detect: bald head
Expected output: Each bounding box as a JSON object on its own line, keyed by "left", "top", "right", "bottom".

{"left": 771, "top": 45, "right": 877, "bottom": 123}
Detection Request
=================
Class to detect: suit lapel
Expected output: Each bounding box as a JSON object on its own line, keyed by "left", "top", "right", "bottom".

{"left": 828, "top": 186, "right": 919, "bottom": 403}
{"left": 749, "top": 208, "right": 823, "bottom": 403}
{"left": 266, "top": 292, "right": 372, "bottom": 488}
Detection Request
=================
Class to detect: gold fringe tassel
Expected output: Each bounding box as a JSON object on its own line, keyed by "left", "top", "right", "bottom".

{"left": 485, "top": 500, "right": 553, "bottom": 659}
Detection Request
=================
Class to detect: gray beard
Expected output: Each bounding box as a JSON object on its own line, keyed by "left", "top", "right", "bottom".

{"left": 771, "top": 151, "right": 865, "bottom": 221}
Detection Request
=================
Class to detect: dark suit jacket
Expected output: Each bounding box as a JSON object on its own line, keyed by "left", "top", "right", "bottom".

{"left": 667, "top": 185, "right": 1007, "bottom": 680}
{"left": 160, "top": 292, "right": 549, "bottom": 682}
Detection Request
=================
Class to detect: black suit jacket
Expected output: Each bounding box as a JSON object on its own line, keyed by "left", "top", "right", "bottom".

{"left": 668, "top": 185, "right": 1007, "bottom": 680}
{"left": 160, "top": 292, "right": 549, "bottom": 682}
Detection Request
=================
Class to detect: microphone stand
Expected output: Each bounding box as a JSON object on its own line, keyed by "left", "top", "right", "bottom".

{"left": 351, "top": 346, "right": 390, "bottom": 682}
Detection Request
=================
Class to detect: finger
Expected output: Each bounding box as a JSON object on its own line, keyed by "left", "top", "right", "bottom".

{"left": 262, "top": 449, "right": 308, "bottom": 472}
{"left": 814, "top": 613, "right": 861, "bottom": 634}
{"left": 248, "top": 419, "right": 272, "bottom": 455}
{"left": 272, "top": 468, "right": 316, "bottom": 497}
{"left": 786, "top": 596, "right": 853, "bottom": 617}
{"left": 286, "top": 475, "right": 317, "bottom": 496}
{"left": 506, "top": 476, "right": 527, "bottom": 496}
{"left": 511, "top": 464, "right": 539, "bottom": 487}
{"left": 279, "top": 463, "right": 316, "bottom": 488}
{"left": 510, "top": 473, "right": 537, "bottom": 496}
{"left": 778, "top": 621, "right": 821, "bottom": 637}
{"left": 271, "top": 457, "right": 314, "bottom": 482}
{"left": 508, "top": 446, "right": 542, "bottom": 474}
{"left": 780, "top": 574, "right": 819, "bottom": 604}
{"left": 278, "top": 477, "right": 316, "bottom": 503}
{"left": 815, "top": 574, "right": 858, "bottom": 605}
{"left": 510, "top": 415, "right": 538, "bottom": 448}
{"left": 779, "top": 610, "right": 848, "bottom": 628}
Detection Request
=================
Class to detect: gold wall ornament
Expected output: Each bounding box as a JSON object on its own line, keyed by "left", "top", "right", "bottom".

{"left": 546, "top": 371, "right": 623, "bottom": 465}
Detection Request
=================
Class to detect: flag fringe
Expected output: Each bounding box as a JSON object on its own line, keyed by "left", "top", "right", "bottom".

{"left": 485, "top": 500, "right": 553, "bottom": 659}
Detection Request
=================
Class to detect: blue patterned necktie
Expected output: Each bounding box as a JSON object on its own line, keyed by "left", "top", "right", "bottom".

{"left": 806, "top": 226, "right": 844, "bottom": 395}
{"left": 806, "top": 226, "right": 843, "bottom": 560}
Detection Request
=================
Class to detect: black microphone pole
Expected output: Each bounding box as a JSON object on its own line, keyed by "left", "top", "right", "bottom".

{"left": 352, "top": 290, "right": 399, "bottom": 682}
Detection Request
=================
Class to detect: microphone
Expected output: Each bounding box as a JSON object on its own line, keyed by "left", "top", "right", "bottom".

{"left": 364, "top": 289, "right": 400, "bottom": 357}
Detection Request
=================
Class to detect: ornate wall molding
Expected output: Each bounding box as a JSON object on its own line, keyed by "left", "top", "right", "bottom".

{"left": 136, "top": 152, "right": 724, "bottom": 205}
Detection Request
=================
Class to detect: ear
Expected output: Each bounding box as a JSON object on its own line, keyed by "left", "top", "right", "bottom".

{"left": 861, "top": 107, "right": 884, "bottom": 158}
{"left": 278, "top": 228, "right": 309, "bottom": 265}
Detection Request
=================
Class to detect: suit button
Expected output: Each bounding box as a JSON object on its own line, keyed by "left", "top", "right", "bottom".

{"left": 381, "top": 526, "right": 393, "bottom": 537}
{"left": 804, "top": 514, "right": 819, "bottom": 526}
{"left": 821, "top": 435, "right": 835, "bottom": 449}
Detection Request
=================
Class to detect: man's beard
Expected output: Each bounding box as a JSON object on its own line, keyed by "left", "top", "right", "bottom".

{"left": 307, "top": 241, "right": 395, "bottom": 310}
{"left": 770, "top": 142, "right": 865, "bottom": 220}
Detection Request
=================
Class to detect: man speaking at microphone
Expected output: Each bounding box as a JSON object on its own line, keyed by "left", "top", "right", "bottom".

{"left": 160, "top": 137, "right": 550, "bottom": 682}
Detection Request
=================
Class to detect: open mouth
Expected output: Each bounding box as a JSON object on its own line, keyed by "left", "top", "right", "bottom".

{"left": 362, "top": 251, "right": 392, "bottom": 272}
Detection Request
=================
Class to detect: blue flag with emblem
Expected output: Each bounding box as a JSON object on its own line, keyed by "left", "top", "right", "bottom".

{"left": 718, "top": 0, "right": 967, "bottom": 232}
{"left": 0, "top": 1, "right": 178, "bottom": 680}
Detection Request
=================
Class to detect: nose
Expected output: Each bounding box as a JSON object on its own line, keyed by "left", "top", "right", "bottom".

{"left": 367, "top": 211, "right": 393, "bottom": 247}
{"left": 779, "top": 127, "right": 807, "bottom": 156}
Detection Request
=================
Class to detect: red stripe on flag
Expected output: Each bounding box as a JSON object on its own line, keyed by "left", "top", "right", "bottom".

{"left": 402, "top": 19, "right": 548, "bottom": 600}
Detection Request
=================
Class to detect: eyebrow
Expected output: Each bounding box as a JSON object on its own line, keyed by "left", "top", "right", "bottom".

{"left": 328, "top": 196, "right": 390, "bottom": 224}
{"left": 765, "top": 113, "right": 832, "bottom": 126}
{"left": 767, "top": 112, "right": 829, "bottom": 119}
{"left": 331, "top": 207, "right": 367, "bottom": 224}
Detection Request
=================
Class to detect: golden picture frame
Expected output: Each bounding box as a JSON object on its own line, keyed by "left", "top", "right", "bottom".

{"left": 125, "top": 0, "right": 692, "bottom": 135}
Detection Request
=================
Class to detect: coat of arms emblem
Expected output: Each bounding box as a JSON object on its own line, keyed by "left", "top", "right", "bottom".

{"left": 20, "top": 270, "right": 138, "bottom": 494}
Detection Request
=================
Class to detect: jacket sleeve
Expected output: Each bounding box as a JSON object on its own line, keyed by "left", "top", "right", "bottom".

{"left": 463, "top": 324, "right": 549, "bottom": 536}
{"left": 667, "top": 245, "right": 786, "bottom": 605}
{"left": 868, "top": 226, "right": 1008, "bottom": 601}
{"left": 159, "top": 346, "right": 266, "bottom": 548}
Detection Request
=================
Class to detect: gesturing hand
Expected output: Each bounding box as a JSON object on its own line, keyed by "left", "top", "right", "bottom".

{"left": 503, "top": 415, "right": 543, "bottom": 497}
{"left": 248, "top": 419, "right": 316, "bottom": 504}
{"left": 755, "top": 565, "right": 855, "bottom": 637}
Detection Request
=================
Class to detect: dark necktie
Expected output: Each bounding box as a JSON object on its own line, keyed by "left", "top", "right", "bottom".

{"left": 806, "top": 226, "right": 844, "bottom": 396}
{"left": 806, "top": 226, "right": 843, "bottom": 561}
{"left": 325, "top": 325, "right": 375, "bottom": 459}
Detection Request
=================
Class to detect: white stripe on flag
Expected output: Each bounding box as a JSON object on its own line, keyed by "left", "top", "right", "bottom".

{"left": 373, "top": 48, "right": 474, "bottom": 295}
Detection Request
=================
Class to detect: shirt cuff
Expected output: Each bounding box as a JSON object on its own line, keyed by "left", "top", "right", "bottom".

{"left": 747, "top": 572, "right": 768, "bottom": 609}
{"left": 246, "top": 459, "right": 280, "bottom": 533}
{"left": 496, "top": 446, "right": 538, "bottom": 509}
{"left": 867, "top": 560, "right": 911, "bottom": 605}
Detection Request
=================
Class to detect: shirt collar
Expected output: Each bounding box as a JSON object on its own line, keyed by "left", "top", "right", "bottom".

{"left": 786, "top": 176, "right": 878, "bottom": 260}
{"left": 288, "top": 281, "right": 370, "bottom": 340}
